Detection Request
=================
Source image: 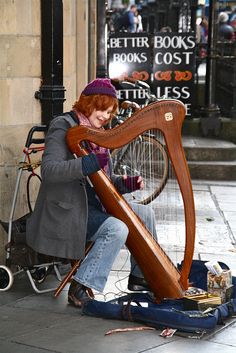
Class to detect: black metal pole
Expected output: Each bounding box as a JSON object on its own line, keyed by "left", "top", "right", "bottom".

{"left": 200, "top": 0, "right": 221, "bottom": 136}
{"left": 96, "top": 0, "right": 107, "bottom": 78}
{"left": 190, "top": 0, "right": 198, "bottom": 32}
{"left": 35, "top": 0, "right": 65, "bottom": 125}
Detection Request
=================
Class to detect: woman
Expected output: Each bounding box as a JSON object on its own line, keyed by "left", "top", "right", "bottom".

{"left": 26, "top": 78, "right": 157, "bottom": 307}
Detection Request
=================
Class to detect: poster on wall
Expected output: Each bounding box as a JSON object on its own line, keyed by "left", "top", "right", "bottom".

{"left": 152, "top": 32, "right": 196, "bottom": 116}
{"left": 108, "top": 32, "right": 152, "bottom": 105}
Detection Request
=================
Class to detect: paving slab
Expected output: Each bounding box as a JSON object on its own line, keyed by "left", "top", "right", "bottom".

{"left": 1, "top": 178, "right": 236, "bottom": 352}
{"left": 146, "top": 339, "right": 236, "bottom": 353}
{"left": 11, "top": 316, "right": 178, "bottom": 353}
{"left": 208, "top": 321, "right": 236, "bottom": 346}
{"left": 0, "top": 339, "right": 52, "bottom": 353}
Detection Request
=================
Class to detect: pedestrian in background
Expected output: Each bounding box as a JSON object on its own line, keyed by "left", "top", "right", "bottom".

{"left": 135, "top": 9, "right": 143, "bottom": 32}
{"left": 218, "top": 12, "right": 234, "bottom": 41}
{"left": 200, "top": 16, "right": 209, "bottom": 44}
{"left": 113, "top": 4, "right": 137, "bottom": 32}
{"left": 229, "top": 6, "right": 236, "bottom": 29}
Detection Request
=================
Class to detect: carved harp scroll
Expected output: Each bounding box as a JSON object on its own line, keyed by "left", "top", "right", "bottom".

{"left": 66, "top": 100, "right": 196, "bottom": 301}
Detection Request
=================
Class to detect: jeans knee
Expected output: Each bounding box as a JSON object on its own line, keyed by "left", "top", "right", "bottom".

{"left": 111, "top": 217, "right": 129, "bottom": 244}
{"left": 148, "top": 207, "right": 155, "bottom": 222}
{"left": 131, "top": 203, "right": 154, "bottom": 221}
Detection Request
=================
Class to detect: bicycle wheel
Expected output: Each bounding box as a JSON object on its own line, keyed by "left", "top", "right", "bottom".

{"left": 0, "top": 265, "right": 14, "bottom": 291}
{"left": 111, "top": 135, "right": 169, "bottom": 205}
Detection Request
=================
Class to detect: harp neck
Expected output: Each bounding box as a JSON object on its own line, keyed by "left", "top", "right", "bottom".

{"left": 67, "top": 99, "right": 186, "bottom": 151}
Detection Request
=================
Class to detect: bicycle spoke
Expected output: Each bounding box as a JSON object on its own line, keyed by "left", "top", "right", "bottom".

{"left": 111, "top": 135, "right": 169, "bottom": 204}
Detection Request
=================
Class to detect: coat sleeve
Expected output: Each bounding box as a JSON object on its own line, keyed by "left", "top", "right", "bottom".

{"left": 41, "top": 117, "right": 85, "bottom": 183}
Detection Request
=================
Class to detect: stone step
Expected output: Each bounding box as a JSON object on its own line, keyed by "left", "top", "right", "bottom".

{"left": 184, "top": 146, "right": 236, "bottom": 161}
{"left": 188, "top": 160, "right": 236, "bottom": 180}
{"left": 181, "top": 136, "right": 236, "bottom": 180}
{"left": 183, "top": 136, "right": 236, "bottom": 161}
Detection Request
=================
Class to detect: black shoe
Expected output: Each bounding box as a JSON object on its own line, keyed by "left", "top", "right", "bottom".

{"left": 68, "top": 279, "right": 94, "bottom": 308}
{"left": 128, "top": 275, "right": 151, "bottom": 292}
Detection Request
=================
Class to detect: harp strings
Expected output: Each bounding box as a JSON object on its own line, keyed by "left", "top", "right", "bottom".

{"left": 110, "top": 124, "right": 185, "bottom": 270}
{"left": 133, "top": 128, "right": 183, "bottom": 267}
{"left": 154, "top": 131, "right": 185, "bottom": 268}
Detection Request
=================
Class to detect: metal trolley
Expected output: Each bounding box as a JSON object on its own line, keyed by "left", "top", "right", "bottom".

{"left": 0, "top": 126, "right": 65, "bottom": 293}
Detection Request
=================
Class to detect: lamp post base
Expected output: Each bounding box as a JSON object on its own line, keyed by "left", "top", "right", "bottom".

{"left": 200, "top": 104, "right": 221, "bottom": 137}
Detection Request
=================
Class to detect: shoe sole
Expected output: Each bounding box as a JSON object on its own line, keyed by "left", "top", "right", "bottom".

{"left": 128, "top": 284, "right": 150, "bottom": 292}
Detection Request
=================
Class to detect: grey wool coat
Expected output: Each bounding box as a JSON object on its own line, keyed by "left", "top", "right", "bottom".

{"left": 26, "top": 113, "right": 124, "bottom": 260}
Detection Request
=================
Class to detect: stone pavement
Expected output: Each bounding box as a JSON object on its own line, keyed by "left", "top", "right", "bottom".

{"left": 0, "top": 179, "right": 236, "bottom": 353}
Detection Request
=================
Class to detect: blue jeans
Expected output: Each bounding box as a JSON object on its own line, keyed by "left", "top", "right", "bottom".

{"left": 74, "top": 217, "right": 128, "bottom": 292}
{"left": 74, "top": 202, "right": 157, "bottom": 292}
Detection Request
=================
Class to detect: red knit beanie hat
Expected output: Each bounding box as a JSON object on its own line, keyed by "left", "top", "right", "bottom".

{"left": 81, "top": 78, "right": 117, "bottom": 98}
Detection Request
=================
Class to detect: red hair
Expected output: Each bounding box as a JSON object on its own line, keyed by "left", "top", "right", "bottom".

{"left": 73, "top": 94, "right": 118, "bottom": 118}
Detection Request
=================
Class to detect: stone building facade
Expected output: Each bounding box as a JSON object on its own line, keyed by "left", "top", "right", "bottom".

{"left": 0, "top": 0, "right": 97, "bottom": 262}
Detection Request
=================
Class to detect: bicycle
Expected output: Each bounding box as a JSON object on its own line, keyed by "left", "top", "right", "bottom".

{"left": 110, "top": 79, "right": 169, "bottom": 205}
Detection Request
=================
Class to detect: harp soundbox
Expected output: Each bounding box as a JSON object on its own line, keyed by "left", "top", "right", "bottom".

{"left": 66, "top": 100, "right": 196, "bottom": 301}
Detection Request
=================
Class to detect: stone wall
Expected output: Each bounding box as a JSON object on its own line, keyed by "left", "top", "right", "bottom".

{"left": 0, "top": 0, "right": 96, "bottom": 262}
{"left": 0, "top": 0, "right": 41, "bottom": 262}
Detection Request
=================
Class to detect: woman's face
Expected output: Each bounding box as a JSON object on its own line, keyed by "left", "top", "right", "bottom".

{"left": 88, "top": 105, "right": 114, "bottom": 128}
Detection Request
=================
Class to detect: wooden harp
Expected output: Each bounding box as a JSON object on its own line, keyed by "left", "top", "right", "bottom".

{"left": 66, "top": 100, "right": 196, "bottom": 301}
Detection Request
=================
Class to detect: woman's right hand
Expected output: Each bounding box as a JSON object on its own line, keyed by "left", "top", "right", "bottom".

{"left": 122, "top": 175, "right": 144, "bottom": 191}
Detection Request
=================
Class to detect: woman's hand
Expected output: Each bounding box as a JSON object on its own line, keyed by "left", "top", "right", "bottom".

{"left": 122, "top": 175, "right": 144, "bottom": 191}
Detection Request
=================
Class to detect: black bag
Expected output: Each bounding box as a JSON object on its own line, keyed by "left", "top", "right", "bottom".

{"left": 6, "top": 242, "right": 39, "bottom": 268}
{"left": 1, "top": 213, "right": 51, "bottom": 268}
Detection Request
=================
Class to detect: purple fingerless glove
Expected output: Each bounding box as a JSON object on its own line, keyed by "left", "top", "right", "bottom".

{"left": 124, "top": 176, "right": 141, "bottom": 192}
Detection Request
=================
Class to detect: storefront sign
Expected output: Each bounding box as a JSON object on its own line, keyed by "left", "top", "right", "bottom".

{"left": 108, "top": 32, "right": 152, "bottom": 104}
{"left": 152, "top": 32, "right": 196, "bottom": 116}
